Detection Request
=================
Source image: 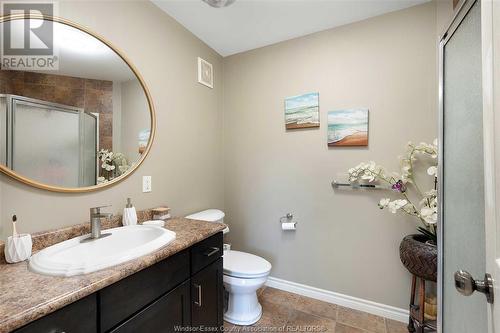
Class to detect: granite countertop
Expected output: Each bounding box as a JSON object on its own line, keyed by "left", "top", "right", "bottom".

{"left": 0, "top": 218, "right": 226, "bottom": 333}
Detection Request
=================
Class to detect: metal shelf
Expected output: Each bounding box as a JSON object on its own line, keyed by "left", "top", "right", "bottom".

{"left": 331, "top": 181, "right": 390, "bottom": 190}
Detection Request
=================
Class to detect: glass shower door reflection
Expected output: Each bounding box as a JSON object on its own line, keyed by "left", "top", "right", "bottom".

{"left": 12, "top": 100, "right": 81, "bottom": 187}
{"left": 82, "top": 112, "right": 97, "bottom": 186}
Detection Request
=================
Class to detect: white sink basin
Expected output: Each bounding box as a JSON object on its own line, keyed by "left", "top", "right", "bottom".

{"left": 29, "top": 225, "right": 176, "bottom": 277}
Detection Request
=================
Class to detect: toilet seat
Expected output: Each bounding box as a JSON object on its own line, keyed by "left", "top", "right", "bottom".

{"left": 223, "top": 250, "right": 271, "bottom": 279}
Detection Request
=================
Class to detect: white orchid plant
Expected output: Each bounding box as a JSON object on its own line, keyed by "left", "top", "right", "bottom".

{"left": 97, "top": 149, "right": 130, "bottom": 184}
{"left": 348, "top": 140, "right": 438, "bottom": 243}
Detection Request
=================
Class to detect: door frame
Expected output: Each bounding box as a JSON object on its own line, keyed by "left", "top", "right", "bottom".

{"left": 482, "top": 0, "right": 496, "bottom": 331}
{"left": 438, "top": 0, "right": 496, "bottom": 332}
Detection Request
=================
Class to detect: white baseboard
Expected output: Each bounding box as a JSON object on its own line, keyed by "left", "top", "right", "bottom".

{"left": 265, "top": 276, "right": 409, "bottom": 323}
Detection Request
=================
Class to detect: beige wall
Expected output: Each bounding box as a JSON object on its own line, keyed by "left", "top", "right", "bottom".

{"left": 112, "top": 81, "right": 123, "bottom": 154}
{"left": 223, "top": 2, "right": 438, "bottom": 309}
{"left": 436, "top": 0, "right": 455, "bottom": 37}
{"left": 0, "top": 0, "right": 224, "bottom": 239}
{"left": 120, "top": 79, "right": 150, "bottom": 163}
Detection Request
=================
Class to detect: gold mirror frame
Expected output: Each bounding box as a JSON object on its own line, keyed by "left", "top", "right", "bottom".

{"left": 0, "top": 14, "right": 156, "bottom": 193}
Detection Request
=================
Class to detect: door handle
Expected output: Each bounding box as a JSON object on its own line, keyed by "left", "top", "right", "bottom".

{"left": 194, "top": 283, "right": 202, "bottom": 307}
{"left": 203, "top": 247, "right": 219, "bottom": 257}
{"left": 454, "top": 270, "right": 494, "bottom": 304}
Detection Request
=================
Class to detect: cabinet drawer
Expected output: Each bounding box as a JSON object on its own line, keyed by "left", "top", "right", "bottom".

{"left": 15, "top": 294, "right": 97, "bottom": 333}
{"left": 100, "top": 250, "right": 190, "bottom": 332}
{"left": 191, "top": 232, "right": 223, "bottom": 274}
{"left": 110, "top": 280, "right": 191, "bottom": 333}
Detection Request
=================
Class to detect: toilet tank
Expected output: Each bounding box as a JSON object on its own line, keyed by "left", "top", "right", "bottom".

{"left": 185, "top": 209, "right": 229, "bottom": 234}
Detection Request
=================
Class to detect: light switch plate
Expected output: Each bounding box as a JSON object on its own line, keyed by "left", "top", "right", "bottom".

{"left": 142, "top": 176, "right": 152, "bottom": 193}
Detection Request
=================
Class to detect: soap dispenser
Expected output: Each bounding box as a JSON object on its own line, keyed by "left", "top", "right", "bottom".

{"left": 122, "top": 198, "right": 137, "bottom": 226}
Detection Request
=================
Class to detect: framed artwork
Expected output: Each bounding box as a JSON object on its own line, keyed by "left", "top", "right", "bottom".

{"left": 327, "top": 109, "right": 369, "bottom": 146}
{"left": 284, "top": 92, "right": 320, "bottom": 129}
{"left": 138, "top": 129, "right": 151, "bottom": 154}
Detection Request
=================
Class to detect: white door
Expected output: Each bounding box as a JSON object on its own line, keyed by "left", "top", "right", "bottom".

{"left": 440, "top": 0, "right": 498, "bottom": 332}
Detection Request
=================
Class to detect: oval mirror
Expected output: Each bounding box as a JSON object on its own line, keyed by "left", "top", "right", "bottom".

{"left": 0, "top": 15, "right": 155, "bottom": 192}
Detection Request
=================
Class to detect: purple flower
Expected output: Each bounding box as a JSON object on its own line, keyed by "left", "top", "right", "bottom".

{"left": 392, "top": 180, "right": 406, "bottom": 193}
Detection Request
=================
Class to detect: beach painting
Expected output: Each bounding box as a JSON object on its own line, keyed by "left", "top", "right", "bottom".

{"left": 285, "top": 92, "right": 320, "bottom": 129}
{"left": 138, "top": 129, "right": 151, "bottom": 154}
{"left": 327, "top": 109, "right": 369, "bottom": 146}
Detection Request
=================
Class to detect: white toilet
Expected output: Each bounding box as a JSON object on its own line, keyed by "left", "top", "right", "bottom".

{"left": 185, "top": 209, "right": 272, "bottom": 325}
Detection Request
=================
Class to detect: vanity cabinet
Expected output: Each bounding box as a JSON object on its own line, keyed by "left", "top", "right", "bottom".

{"left": 191, "top": 258, "right": 224, "bottom": 328}
{"left": 13, "top": 232, "right": 223, "bottom": 333}
{"left": 14, "top": 294, "right": 97, "bottom": 333}
{"left": 100, "top": 250, "right": 190, "bottom": 331}
{"left": 110, "top": 280, "right": 191, "bottom": 333}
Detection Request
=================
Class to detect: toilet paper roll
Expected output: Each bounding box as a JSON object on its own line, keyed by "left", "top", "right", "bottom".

{"left": 281, "top": 222, "right": 296, "bottom": 230}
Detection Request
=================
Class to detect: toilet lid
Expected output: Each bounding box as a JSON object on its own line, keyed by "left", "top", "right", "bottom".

{"left": 185, "top": 209, "right": 225, "bottom": 222}
{"left": 223, "top": 250, "right": 272, "bottom": 278}
{"left": 185, "top": 209, "right": 230, "bottom": 234}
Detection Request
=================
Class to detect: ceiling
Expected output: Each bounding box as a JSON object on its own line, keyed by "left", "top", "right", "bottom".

{"left": 53, "top": 23, "right": 136, "bottom": 82}
{"left": 153, "top": 0, "right": 430, "bottom": 57}
{"left": 4, "top": 19, "right": 136, "bottom": 82}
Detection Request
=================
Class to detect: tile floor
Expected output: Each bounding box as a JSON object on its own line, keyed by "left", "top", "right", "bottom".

{"left": 224, "top": 287, "right": 409, "bottom": 333}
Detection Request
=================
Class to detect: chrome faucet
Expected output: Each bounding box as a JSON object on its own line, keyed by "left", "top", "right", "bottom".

{"left": 87, "top": 205, "right": 113, "bottom": 240}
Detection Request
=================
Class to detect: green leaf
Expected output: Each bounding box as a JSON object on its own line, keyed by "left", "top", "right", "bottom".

{"left": 417, "top": 226, "right": 437, "bottom": 243}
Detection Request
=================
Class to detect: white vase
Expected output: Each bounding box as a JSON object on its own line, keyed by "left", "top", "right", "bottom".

{"left": 5, "top": 234, "right": 32, "bottom": 263}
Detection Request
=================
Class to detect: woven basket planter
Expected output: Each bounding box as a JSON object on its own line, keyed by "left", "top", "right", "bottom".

{"left": 399, "top": 234, "right": 437, "bottom": 282}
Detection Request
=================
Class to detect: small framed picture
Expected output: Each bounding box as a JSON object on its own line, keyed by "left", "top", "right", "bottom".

{"left": 327, "top": 108, "right": 369, "bottom": 146}
{"left": 198, "top": 57, "right": 213, "bottom": 88}
{"left": 138, "top": 129, "right": 151, "bottom": 154}
{"left": 284, "top": 92, "right": 320, "bottom": 129}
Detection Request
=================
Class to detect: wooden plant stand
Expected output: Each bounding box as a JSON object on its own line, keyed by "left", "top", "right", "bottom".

{"left": 408, "top": 275, "right": 437, "bottom": 333}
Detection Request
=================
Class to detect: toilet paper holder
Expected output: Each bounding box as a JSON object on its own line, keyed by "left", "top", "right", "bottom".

{"left": 280, "top": 213, "right": 296, "bottom": 224}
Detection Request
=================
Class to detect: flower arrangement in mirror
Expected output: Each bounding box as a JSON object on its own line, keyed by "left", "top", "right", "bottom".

{"left": 348, "top": 139, "right": 438, "bottom": 244}
{"left": 97, "top": 150, "right": 130, "bottom": 184}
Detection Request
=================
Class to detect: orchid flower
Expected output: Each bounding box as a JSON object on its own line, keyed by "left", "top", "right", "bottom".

{"left": 347, "top": 139, "right": 438, "bottom": 242}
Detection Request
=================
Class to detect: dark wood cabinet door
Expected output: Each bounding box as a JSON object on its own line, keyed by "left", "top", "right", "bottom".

{"left": 110, "top": 280, "right": 191, "bottom": 333}
{"left": 100, "top": 250, "right": 190, "bottom": 331}
{"left": 15, "top": 294, "right": 97, "bottom": 333}
{"left": 191, "top": 258, "right": 223, "bottom": 330}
